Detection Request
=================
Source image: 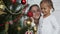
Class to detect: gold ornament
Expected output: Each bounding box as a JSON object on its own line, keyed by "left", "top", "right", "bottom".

{"left": 0, "top": 0, "right": 7, "bottom": 15}
{"left": 0, "top": 4, "right": 5, "bottom": 10}
{"left": 33, "top": 26, "right": 37, "bottom": 34}
{"left": 34, "top": 26, "right": 37, "bottom": 32}
{"left": 26, "top": 18, "right": 32, "bottom": 27}
{"left": 0, "top": 0, "right": 5, "bottom": 10}
{"left": 17, "top": 26, "right": 21, "bottom": 31}
{"left": 27, "top": 21, "right": 31, "bottom": 25}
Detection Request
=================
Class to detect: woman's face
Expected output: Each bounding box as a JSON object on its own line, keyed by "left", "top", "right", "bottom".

{"left": 31, "top": 6, "right": 41, "bottom": 20}
{"left": 40, "top": 2, "right": 51, "bottom": 16}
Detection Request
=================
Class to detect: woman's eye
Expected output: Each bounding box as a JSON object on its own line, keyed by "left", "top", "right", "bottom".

{"left": 32, "top": 11, "right": 35, "bottom": 13}
{"left": 33, "top": 11, "right": 36, "bottom": 13}
{"left": 41, "top": 8, "right": 43, "bottom": 10}
{"left": 37, "top": 10, "right": 40, "bottom": 12}
{"left": 41, "top": 8, "right": 46, "bottom": 10}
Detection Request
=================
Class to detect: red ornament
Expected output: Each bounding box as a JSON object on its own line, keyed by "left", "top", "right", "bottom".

{"left": 21, "top": 0, "right": 26, "bottom": 4}
{"left": 27, "top": 11, "right": 33, "bottom": 17}
{"left": 0, "top": 24, "right": 3, "bottom": 26}
{"left": 11, "top": 0, "right": 16, "bottom": 4}
{"left": 25, "top": 31, "right": 33, "bottom": 34}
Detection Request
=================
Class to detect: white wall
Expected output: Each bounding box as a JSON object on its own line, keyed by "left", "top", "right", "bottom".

{"left": 52, "top": 0, "right": 60, "bottom": 34}
{"left": 52, "top": 0, "right": 60, "bottom": 24}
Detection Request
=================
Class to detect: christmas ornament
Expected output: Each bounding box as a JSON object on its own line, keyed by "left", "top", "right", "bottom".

{"left": 0, "top": 0, "right": 5, "bottom": 10}
{"left": 33, "top": 26, "right": 37, "bottom": 34}
{"left": 25, "top": 30, "right": 33, "bottom": 34}
{"left": 0, "top": 24, "right": 3, "bottom": 26}
{"left": 26, "top": 18, "right": 32, "bottom": 27}
{"left": 17, "top": 26, "right": 21, "bottom": 31}
{"left": 0, "top": 4, "right": 5, "bottom": 10}
{"left": 34, "top": 26, "right": 37, "bottom": 32}
{"left": 21, "top": 0, "right": 26, "bottom": 4}
{"left": 27, "top": 11, "right": 33, "bottom": 17}
{"left": 3, "top": 0, "right": 29, "bottom": 15}
{"left": 11, "top": 0, "right": 16, "bottom": 4}
{"left": 26, "top": 21, "right": 31, "bottom": 26}
{"left": 25, "top": 18, "right": 33, "bottom": 34}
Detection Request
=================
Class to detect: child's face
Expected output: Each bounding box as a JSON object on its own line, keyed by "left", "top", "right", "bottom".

{"left": 31, "top": 6, "right": 41, "bottom": 20}
{"left": 40, "top": 2, "right": 51, "bottom": 16}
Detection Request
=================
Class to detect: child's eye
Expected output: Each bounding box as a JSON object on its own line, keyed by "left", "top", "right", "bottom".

{"left": 41, "top": 8, "right": 46, "bottom": 10}
{"left": 44, "top": 8, "right": 46, "bottom": 10}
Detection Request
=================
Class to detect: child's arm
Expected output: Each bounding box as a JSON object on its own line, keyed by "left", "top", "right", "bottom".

{"left": 51, "top": 16, "right": 59, "bottom": 34}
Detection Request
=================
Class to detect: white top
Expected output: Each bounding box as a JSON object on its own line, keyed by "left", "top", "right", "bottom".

{"left": 37, "top": 15, "right": 59, "bottom": 34}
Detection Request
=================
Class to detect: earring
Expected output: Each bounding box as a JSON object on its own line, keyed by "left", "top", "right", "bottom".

{"left": 50, "top": 9, "right": 53, "bottom": 14}
{"left": 41, "top": 13, "right": 43, "bottom": 16}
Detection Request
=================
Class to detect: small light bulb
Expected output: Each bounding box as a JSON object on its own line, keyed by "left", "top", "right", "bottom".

{"left": 27, "top": 21, "right": 31, "bottom": 25}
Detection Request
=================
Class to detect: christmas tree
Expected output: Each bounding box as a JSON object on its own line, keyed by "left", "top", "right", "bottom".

{"left": 0, "top": 0, "right": 37, "bottom": 34}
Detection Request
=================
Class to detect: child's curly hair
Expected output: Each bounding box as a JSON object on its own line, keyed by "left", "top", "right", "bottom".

{"left": 40, "top": 0, "right": 55, "bottom": 12}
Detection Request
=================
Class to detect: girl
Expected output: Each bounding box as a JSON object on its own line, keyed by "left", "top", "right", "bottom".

{"left": 24, "top": 4, "right": 41, "bottom": 26}
{"left": 37, "top": 0, "right": 59, "bottom": 34}
{"left": 28, "top": 4, "right": 41, "bottom": 26}
{"left": 23, "top": 4, "right": 41, "bottom": 34}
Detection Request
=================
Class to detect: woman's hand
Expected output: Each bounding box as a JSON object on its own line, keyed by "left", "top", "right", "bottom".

{"left": 23, "top": 17, "right": 35, "bottom": 27}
